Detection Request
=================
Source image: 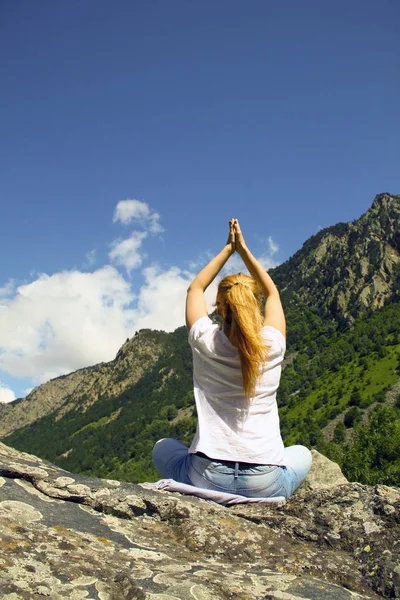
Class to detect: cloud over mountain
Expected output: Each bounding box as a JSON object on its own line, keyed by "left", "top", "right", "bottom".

{"left": 0, "top": 267, "right": 136, "bottom": 384}
{"left": 0, "top": 382, "right": 15, "bottom": 404}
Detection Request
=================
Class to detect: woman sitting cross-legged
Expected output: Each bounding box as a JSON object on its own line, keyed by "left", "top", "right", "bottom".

{"left": 152, "top": 219, "right": 312, "bottom": 498}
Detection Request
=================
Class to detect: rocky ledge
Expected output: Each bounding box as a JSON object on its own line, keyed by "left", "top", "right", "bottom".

{"left": 0, "top": 443, "right": 399, "bottom": 600}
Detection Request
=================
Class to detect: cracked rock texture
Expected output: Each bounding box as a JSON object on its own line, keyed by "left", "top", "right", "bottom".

{"left": 0, "top": 443, "right": 399, "bottom": 600}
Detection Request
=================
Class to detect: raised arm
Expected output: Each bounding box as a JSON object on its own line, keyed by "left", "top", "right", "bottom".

{"left": 185, "top": 220, "right": 235, "bottom": 331}
{"left": 233, "top": 219, "right": 286, "bottom": 337}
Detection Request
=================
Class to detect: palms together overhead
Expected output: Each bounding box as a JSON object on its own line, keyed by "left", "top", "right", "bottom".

{"left": 227, "top": 218, "right": 247, "bottom": 254}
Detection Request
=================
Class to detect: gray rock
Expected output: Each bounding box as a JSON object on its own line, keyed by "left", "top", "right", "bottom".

{"left": 299, "top": 449, "right": 348, "bottom": 492}
{"left": 0, "top": 442, "right": 399, "bottom": 599}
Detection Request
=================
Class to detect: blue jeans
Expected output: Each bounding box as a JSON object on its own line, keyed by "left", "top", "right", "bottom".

{"left": 152, "top": 439, "right": 312, "bottom": 499}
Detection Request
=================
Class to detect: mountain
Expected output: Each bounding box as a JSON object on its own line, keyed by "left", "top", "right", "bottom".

{"left": 273, "top": 192, "right": 400, "bottom": 317}
{"left": 1, "top": 193, "right": 400, "bottom": 486}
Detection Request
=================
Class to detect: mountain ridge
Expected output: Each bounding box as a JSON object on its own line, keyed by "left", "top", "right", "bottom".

{"left": 270, "top": 192, "right": 400, "bottom": 330}
{"left": 0, "top": 329, "right": 169, "bottom": 437}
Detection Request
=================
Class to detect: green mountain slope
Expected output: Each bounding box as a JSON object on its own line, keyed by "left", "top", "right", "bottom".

{"left": 4, "top": 325, "right": 195, "bottom": 482}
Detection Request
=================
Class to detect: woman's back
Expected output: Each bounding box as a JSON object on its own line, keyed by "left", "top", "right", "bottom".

{"left": 188, "top": 316, "right": 286, "bottom": 465}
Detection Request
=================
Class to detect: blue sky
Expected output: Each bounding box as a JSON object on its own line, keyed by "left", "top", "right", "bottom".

{"left": 0, "top": 0, "right": 399, "bottom": 401}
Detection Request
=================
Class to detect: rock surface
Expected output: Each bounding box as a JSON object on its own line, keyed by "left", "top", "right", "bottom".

{"left": 0, "top": 443, "right": 399, "bottom": 600}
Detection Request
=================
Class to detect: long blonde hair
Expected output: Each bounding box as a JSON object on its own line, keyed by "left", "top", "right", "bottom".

{"left": 217, "top": 273, "right": 268, "bottom": 400}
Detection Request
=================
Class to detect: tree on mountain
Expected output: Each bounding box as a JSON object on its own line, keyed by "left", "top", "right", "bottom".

{"left": 341, "top": 407, "right": 400, "bottom": 486}
{"left": 349, "top": 389, "right": 362, "bottom": 406}
{"left": 333, "top": 422, "right": 346, "bottom": 443}
{"left": 344, "top": 406, "right": 362, "bottom": 428}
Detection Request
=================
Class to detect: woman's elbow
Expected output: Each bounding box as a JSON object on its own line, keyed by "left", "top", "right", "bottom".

{"left": 187, "top": 283, "right": 202, "bottom": 294}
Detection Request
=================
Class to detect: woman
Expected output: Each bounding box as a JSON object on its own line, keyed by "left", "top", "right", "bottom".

{"left": 152, "top": 219, "right": 312, "bottom": 498}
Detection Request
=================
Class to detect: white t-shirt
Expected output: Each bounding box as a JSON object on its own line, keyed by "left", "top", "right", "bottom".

{"left": 188, "top": 316, "right": 286, "bottom": 465}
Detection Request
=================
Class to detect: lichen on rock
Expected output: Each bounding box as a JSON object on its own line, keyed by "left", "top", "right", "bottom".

{"left": 0, "top": 442, "right": 399, "bottom": 599}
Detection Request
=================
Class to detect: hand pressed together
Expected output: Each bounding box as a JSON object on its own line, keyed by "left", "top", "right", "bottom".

{"left": 226, "top": 219, "right": 236, "bottom": 253}
{"left": 227, "top": 218, "right": 247, "bottom": 255}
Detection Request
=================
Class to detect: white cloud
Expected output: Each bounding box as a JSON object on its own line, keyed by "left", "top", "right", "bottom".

{"left": 0, "top": 383, "right": 16, "bottom": 403}
{"left": 0, "top": 267, "right": 136, "bottom": 384}
{"left": 130, "top": 265, "right": 218, "bottom": 333}
{"left": 0, "top": 279, "right": 15, "bottom": 298}
{"left": 109, "top": 231, "right": 147, "bottom": 273}
{"left": 258, "top": 255, "right": 279, "bottom": 270}
{"left": 267, "top": 236, "right": 279, "bottom": 256}
{"left": 85, "top": 249, "right": 97, "bottom": 266}
{"left": 113, "top": 199, "right": 163, "bottom": 233}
